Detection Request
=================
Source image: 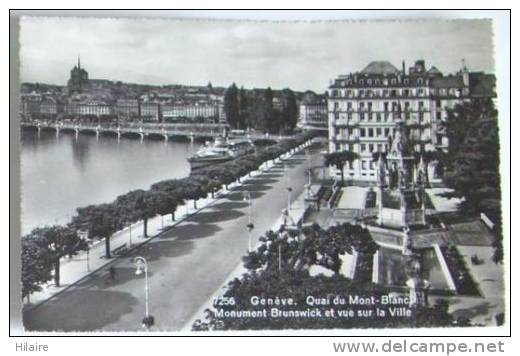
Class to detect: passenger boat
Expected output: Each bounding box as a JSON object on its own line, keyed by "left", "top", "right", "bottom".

{"left": 188, "top": 136, "right": 255, "bottom": 170}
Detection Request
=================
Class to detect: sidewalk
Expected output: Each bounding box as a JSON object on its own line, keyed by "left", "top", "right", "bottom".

{"left": 24, "top": 141, "right": 313, "bottom": 311}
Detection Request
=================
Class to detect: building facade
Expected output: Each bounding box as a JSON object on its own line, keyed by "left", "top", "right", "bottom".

{"left": 298, "top": 91, "right": 328, "bottom": 131}
{"left": 327, "top": 59, "right": 495, "bottom": 182}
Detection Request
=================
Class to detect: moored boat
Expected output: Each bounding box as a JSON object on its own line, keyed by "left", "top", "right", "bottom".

{"left": 188, "top": 136, "right": 255, "bottom": 170}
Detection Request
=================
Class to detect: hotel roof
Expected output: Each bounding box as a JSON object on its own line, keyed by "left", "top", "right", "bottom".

{"left": 360, "top": 61, "right": 400, "bottom": 75}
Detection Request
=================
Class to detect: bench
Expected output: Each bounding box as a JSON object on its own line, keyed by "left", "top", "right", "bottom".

{"left": 112, "top": 243, "right": 129, "bottom": 256}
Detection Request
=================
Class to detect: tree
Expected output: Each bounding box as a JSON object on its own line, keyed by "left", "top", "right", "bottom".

{"left": 21, "top": 236, "right": 53, "bottom": 301}
{"left": 281, "top": 89, "right": 298, "bottom": 131}
{"left": 74, "top": 203, "right": 121, "bottom": 259}
{"left": 224, "top": 83, "right": 240, "bottom": 129}
{"left": 238, "top": 86, "right": 248, "bottom": 130}
{"left": 262, "top": 87, "right": 278, "bottom": 132}
{"left": 150, "top": 180, "right": 184, "bottom": 220}
{"left": 324, "top": 151, "right": 360, "bottom": 185}
{"left": 442, "top": 98, "right": 503, "bottom": 262}
{"left": 26, "top": 225, "right": 88, "bottom": 287}
{"left": 134, "top": 190, "right": 160, "bottom": 238}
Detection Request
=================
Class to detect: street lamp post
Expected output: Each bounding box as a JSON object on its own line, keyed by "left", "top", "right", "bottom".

{"left": 286, "top": 186, "right": 292, "bottom": 213}
{"left": 134, "top": 256, "right": 154, "bottom": 329}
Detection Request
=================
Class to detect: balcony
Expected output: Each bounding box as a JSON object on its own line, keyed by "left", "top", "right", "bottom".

{"left": 333, "top": 119, "right": 359, "bottom": 127}
{"left": 334, "top": 135, "right": 360, "bottom": 143}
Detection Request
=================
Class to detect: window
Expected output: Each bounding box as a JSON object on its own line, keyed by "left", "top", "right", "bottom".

{"left": 436, "top": 112, "right": 442, "bottom": 120}
{"left": 369, "top": 144, "right": 374, "bottom": 152}
{"left": 384, "top": 102, "right": 389, "bottom": 112}
{"left": 359, "top": 90, "right": 365, "bottom": 97}
{"left": 360, "top": 113, "right": 365, "bottom": 121}
{"left": 361, "top": 160, "right": 367, "bottom": 169}
{"left": 403, "top": 89, "right": 409, "bottom": 97}
{"left": 404, "top": 78, "right": 409, "bottom": 85}
{"left": 417, "top": 78, "right": 423, "bottom": 85}
{"left": 360, "top": 102, "right": 365, "bottom": 110}
{"left": 376, "top": 128, "right": 382, "bottom": 136}
{"left": 334, "top": 102, "right": 339, "bottom": 110}
{"left": 376, "top": 113, "right": 382, "bottom": 122}
{"left": 368, "top": 102, "right": 372, "bottom": 112}
{"left": 347, "top": 90, "right": 352, "bottom": 97}
{"left": 419, "top": 101, "right": 424, "bottom": 110}
{"left": 368, "top": 128, "right": 374, "bottom": 137}
{"left": 361, "top": 144, "right": 367, "bottom": 152}
{"left": 359, "top": 79, "right": 364, "bottom": 85}
{"left": 436, "top": 99, "right": 441, "bottom": 107}
{"left": 391, "top": 78, "right": 397, "bottom": 85}
{"left": 360, "top": 128, "right": 366, "bottom": 137}
{"left": 347, "top": 102, "right": 353, "bottom": 110}
{"left": 367, "top": 79, "right": 372, "bottom": 85}
{"left": 418, "top": 88, "right": 424, "bottom": 96}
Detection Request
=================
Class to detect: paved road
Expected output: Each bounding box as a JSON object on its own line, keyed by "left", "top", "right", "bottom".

{"left": 23, "top": 146, "right": 323, "bottom": 332}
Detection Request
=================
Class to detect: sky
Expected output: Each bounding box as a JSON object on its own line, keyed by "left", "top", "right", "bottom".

{"left": 19, "top": 16, "right": 495, "bottom": 92}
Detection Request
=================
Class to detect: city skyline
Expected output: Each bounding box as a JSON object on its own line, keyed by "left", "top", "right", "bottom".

{"left": 20, "top": 17, "right": 494, "bottom": 91}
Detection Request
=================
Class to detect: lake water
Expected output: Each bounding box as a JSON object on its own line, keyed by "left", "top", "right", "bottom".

{"left": 20, "top": 129, "right": 201, "bottom": 235}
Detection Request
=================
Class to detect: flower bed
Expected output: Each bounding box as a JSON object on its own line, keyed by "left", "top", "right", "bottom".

{"left": 440, "top": 244, "right": 480, "bottom": 296}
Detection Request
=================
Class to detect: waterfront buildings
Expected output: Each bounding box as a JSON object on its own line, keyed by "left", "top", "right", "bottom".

{"left": 327, "top": 59, "right": 495, "bottom": 182}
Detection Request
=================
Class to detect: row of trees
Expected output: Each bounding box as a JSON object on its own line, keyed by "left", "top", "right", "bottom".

{"left": 224, "top": 84, "right": 299, "bottom": 133}
{"left": 193, "top": 222, "right": 458, "bottom": 330}
{"left": 442, "top": 98, "right": 503, "bottom": 263}
{"left": 21, "top": 134, "right": 313, "bottom": 300}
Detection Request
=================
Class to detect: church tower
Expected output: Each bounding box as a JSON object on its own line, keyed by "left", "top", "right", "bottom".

{"left": 67, "top": 57, "right": 89, "bottom": 94}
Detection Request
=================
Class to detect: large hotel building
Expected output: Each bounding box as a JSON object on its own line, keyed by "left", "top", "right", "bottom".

{"left": 327, "top": 59, "right": 495, "bottom": 182}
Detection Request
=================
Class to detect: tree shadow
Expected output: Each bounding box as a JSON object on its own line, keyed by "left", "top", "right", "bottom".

{"left": 231, "top": 184, "right": 271, "bottom": 192}
{"left": 187, "top": 209, "right": 245, "bottom": 224}
{"left": 81, "top": 266, "right": 154, "bottom": 290}
{"left": 259, "top": 173, "right": 284, "bottom": 178}
{"left": 227, "top": 191, "right": 264, "bottom": 201}
{"left": 128, "top": 236, "right": 198, "bottom": 262}
{"left": 247, "top": 178, "right": 279, "bottom": 185}
{"left": 23, "top": 288, "right": 139, "bottom": 332}
{"left": 159, "top": 223, "right": 222, "bottom": 241}
{"left": 211, "top": 201, "right": 249, "bottom": 210}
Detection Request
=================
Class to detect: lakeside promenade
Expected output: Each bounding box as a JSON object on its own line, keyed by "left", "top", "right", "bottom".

{"left": 23, "top": 141, "right": 323, "bottom": 332}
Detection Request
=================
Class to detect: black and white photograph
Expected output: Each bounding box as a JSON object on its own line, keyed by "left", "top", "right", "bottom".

{"left": 10, "top": 10, "right": 509, "bottom": 335}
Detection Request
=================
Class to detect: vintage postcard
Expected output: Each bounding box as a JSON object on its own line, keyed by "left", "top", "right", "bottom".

{"left": 13, "top": 13, "right": 508, "bottom": 334}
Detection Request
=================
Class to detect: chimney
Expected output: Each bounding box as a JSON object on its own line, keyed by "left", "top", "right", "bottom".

{"left": 402, "top": 60, "right": 406, "bottom": 75}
